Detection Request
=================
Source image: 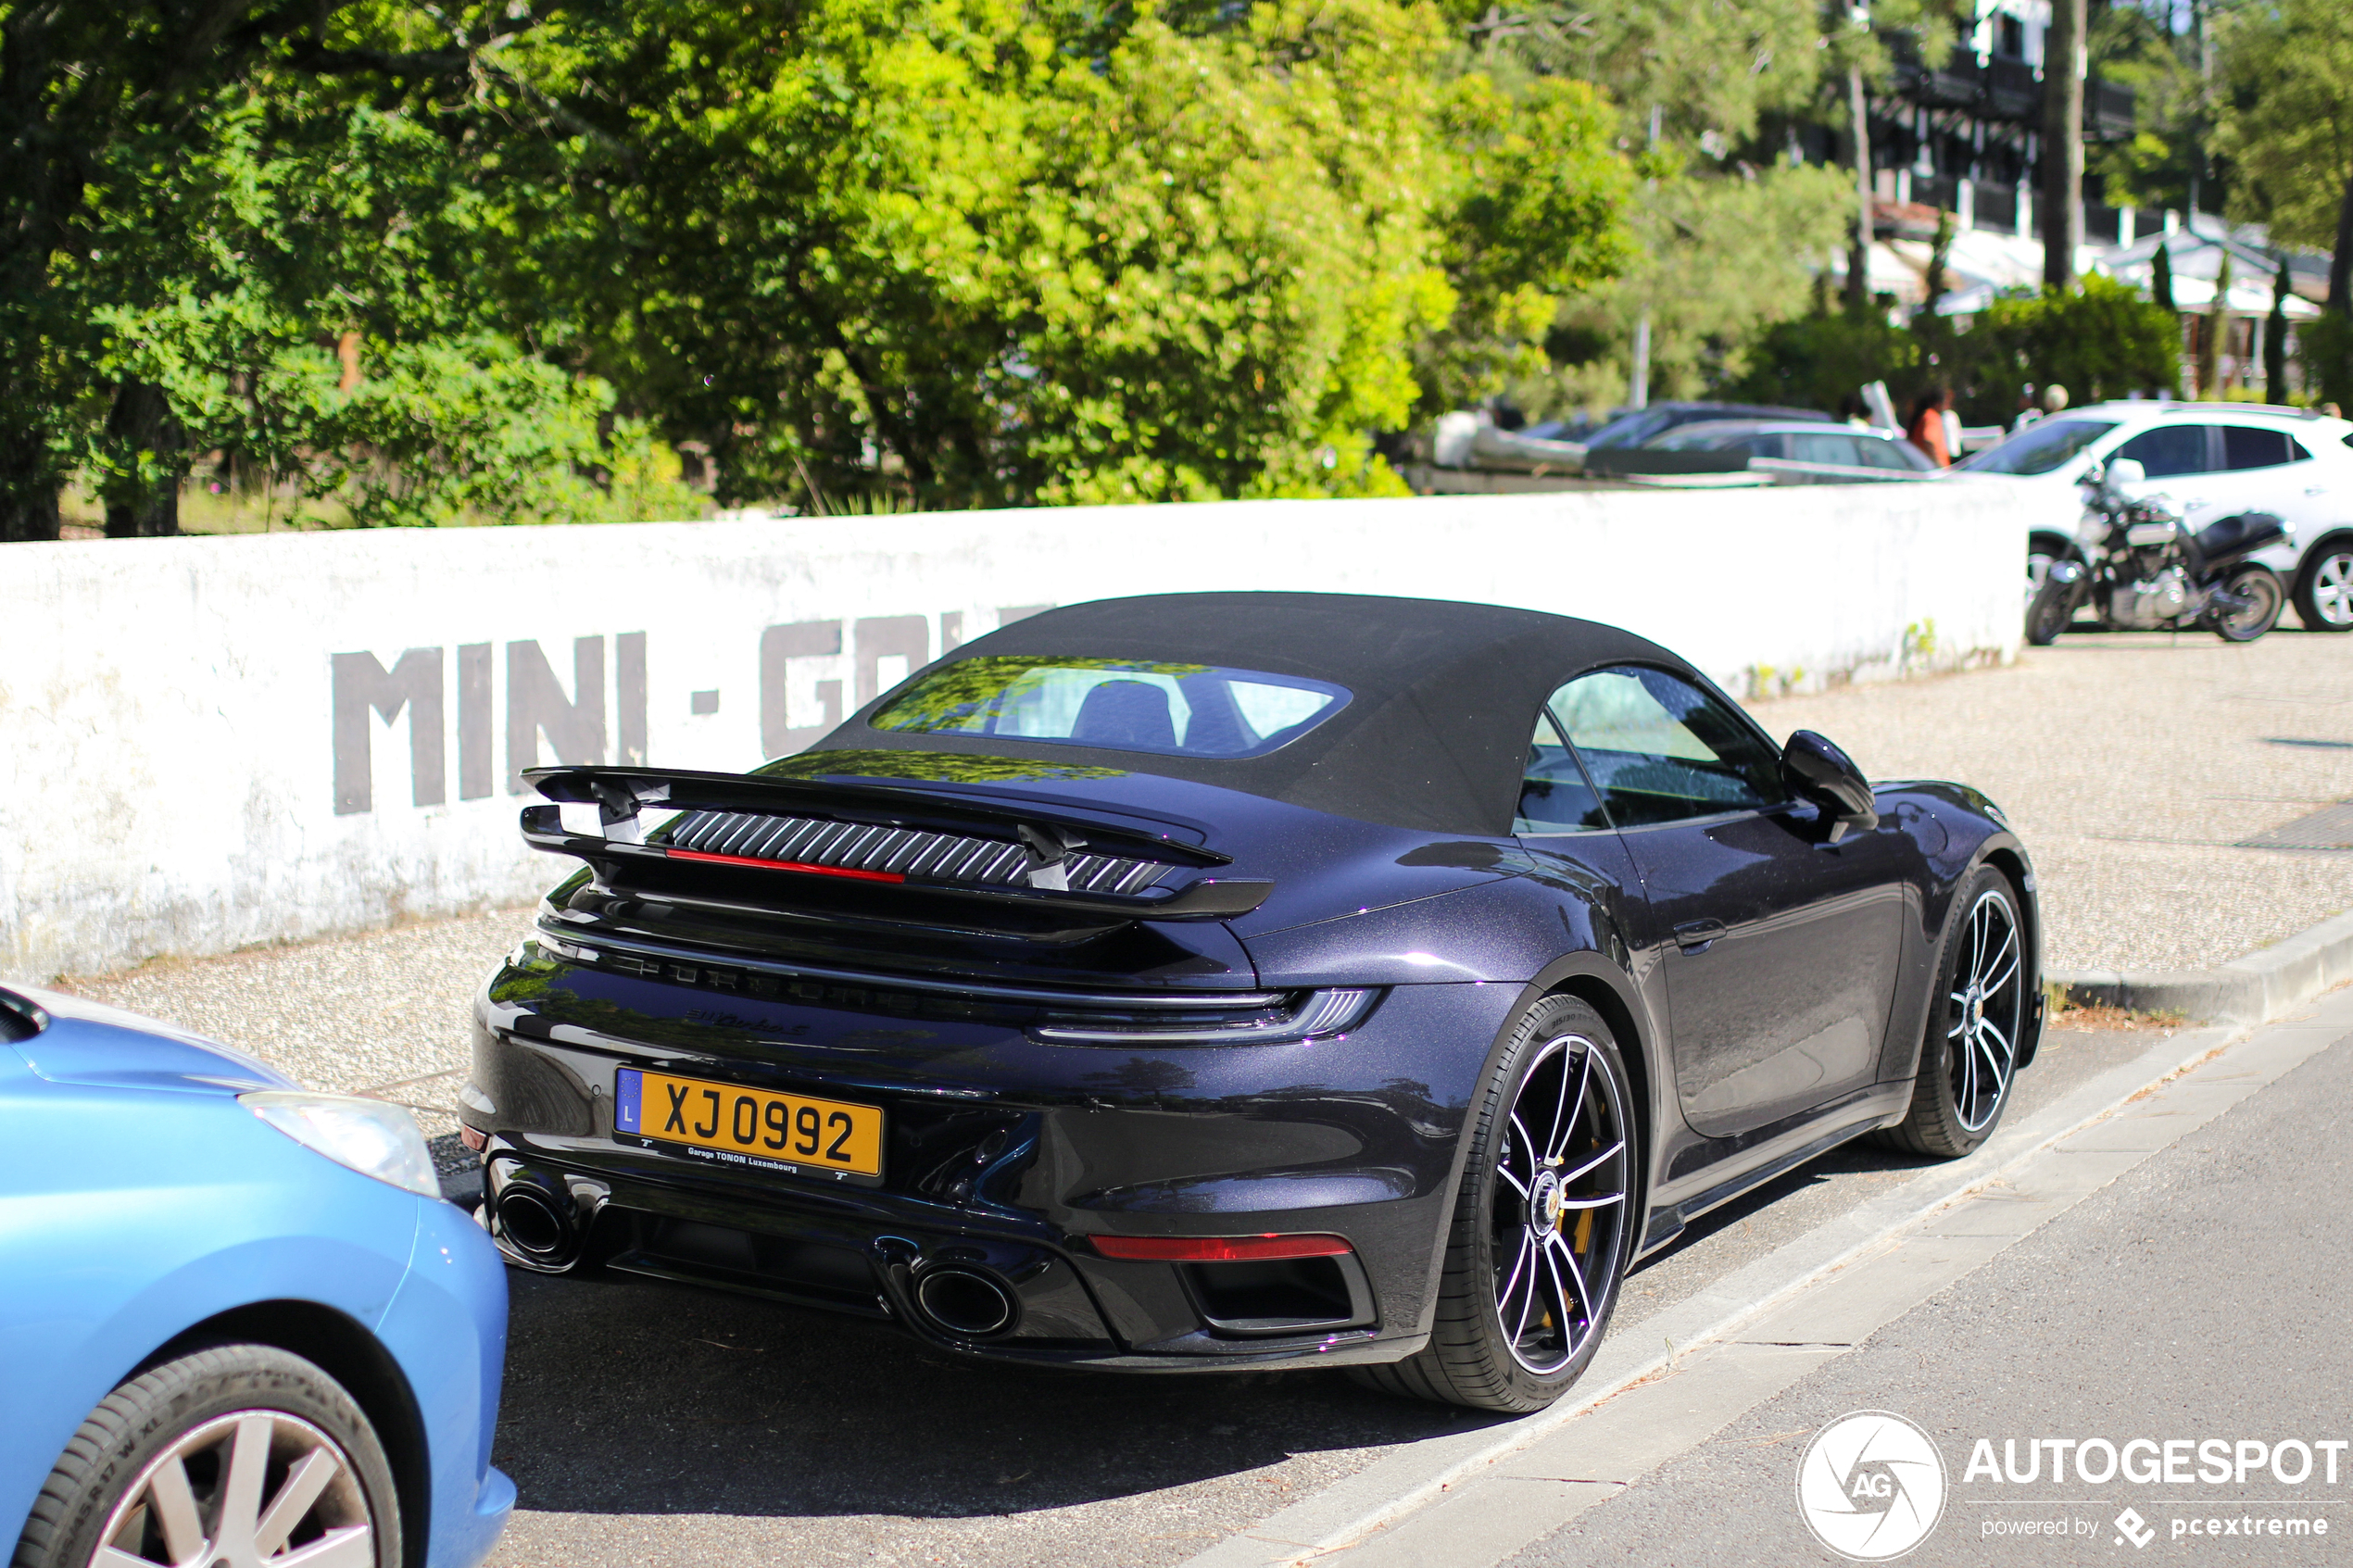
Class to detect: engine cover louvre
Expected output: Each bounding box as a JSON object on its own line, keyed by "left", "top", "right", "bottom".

{"left": 661, "top": 809, "right": 1176, "bottom": 897}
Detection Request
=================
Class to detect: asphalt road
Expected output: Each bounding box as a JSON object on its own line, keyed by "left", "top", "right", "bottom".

{"left": 476, "top": 1020, "right": 2160, "bottom": 1568}
{"left": 1504, "top": 1017, "right": 2353, "bottom": 1568}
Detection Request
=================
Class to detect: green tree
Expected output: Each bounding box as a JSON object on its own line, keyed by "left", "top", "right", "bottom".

{"left": 8, "top": 0, "right": 1638, "bottom": 529}
{"left": 0, "top": 0, "right": 693, "bottom": 539}
{"left": 1454, "top": 0, "right": 1951, "bottom": 415}
{"left": 2213, "top": 0, "right": 2353, "bottom": 327}
{"left": 2089, "top": 2, "right": 2208, "bottom": 216}
{"left": 1959, "top": 275, "right": 2183, "bottom": 417}
{"left": 1721, "top": 306, "right": 1921, "bottom": 414}
{"left": 503, "top": 0, "right": 1632, "bottom": 507}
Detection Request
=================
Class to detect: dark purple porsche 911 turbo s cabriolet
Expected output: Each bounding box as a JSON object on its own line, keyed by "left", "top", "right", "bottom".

{"left": 460, "top": 592, "right": 2040, "bottom": 1411}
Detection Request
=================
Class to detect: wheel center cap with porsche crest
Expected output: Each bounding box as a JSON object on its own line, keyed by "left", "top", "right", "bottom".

{"left": 1531, "top": 1170, "right": 1566, "bottom": 1232}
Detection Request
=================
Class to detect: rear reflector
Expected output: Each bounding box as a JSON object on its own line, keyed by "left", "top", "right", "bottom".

{"left": 666, "top": 848, "right": 905, "bottom": 884}
{"left": 1088, "top": 1233, "right": 1352, "bottom": 1262}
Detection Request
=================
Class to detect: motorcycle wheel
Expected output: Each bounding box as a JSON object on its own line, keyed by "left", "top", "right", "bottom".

{"left": 2024, "top": 577, "right": 2078, "bottom": 646}
{"left": 2214, "top": 565, "right": 2284, "bottom": 643}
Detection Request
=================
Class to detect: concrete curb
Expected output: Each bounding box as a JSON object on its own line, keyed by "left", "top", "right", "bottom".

{"left": 2051, "top": 907, "right": 2353, "bottom": 1025}
{"left": 1178, "top": 1019, "right": 2248, "bottom": 1568}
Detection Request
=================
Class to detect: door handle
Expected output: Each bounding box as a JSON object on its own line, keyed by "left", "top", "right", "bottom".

{"left": 1674, "top": 919, "right": 1727, "bottom": 955}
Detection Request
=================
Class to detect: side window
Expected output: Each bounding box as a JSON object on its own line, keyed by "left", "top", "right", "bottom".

{"left": 1547, "top": 667, "right": 1785, "bottom": 828}
{"left": 1792, "top": 432, "right": 1863, "bottom": 467}
{"left": 1516, "top": 709, "right": 1609, "bottom": 833}
{"left": 2221, "top": 425, "right": 2301, "bottom": 470}
{"left": 2113, "top": 423, "right": 2212, "bottom": 478}
{"left": 1855, "top": 436, "right": 1916, "bottom": 471}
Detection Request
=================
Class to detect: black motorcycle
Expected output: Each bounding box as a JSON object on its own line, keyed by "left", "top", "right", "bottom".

{"left": 2026, "top": 458, "right": 2293, "bottom": 645}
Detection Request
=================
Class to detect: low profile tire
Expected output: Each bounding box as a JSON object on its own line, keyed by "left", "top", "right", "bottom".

{"left": 9, "top": 1344, "right": 400, "bottom": 1568}
{"left": 1879, "top": 868, "right": 2027, "bottom": 1160}
{"left": 2023, "top": 578, "right": 2076, "bottom": 646}
{"left": 2294, "top": 543, "right": 2353, "bottom": 633}
{"left": 1353, "top": 996, "right": 1635, "bottom": 1412}
{"left": 2214, "top": 565, "right": 2284, "bottom": 643}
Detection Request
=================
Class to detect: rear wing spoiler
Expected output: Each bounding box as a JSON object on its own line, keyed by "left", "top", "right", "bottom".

{"left": 519, "top": 764, "right": 1273, "bottom": 922}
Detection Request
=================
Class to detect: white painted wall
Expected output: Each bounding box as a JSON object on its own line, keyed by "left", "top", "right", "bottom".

{"left": 0, "top": 483, "right": 2032, "bottom": 982}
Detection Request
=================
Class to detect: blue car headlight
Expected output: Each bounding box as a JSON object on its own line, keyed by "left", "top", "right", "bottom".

{"left": 241, "top": 1091, "right": 441, "bottom": 1198}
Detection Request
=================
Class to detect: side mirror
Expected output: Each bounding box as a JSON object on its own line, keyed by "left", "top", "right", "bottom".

{"left": 2105, "top": 457, "right": 2145, "bottom": 486}
{"left": 1781, "top": 731, "right": 1878, "bottom": 843}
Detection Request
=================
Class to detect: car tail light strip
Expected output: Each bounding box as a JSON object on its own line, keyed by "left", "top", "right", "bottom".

{"left": 661, "top": 809, "right": 1174, "bottom": 895}
{"left": 668, "top": 849, "right": 904, "bottom": 883}
{"left": 1089, "top": 1234, "right": 1354, "bottom": 1261}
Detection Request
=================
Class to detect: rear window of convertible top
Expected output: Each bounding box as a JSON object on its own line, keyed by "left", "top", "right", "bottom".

{"left": 870, "top": 656, "right": 1350, "bottom": 759}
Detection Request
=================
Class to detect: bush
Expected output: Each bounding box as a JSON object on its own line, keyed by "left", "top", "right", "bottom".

{"left": 1957, "top": 275, "right": 2182, "bottom": 415}
{"left": 1718, "top": 275, "right": 2180, "bottom": 426}
{"left": 2301, "top": 311, "right": 2353, "bottom": 410}
{"left": 1720, "top": 307, "right": 1921, "bottom": 414}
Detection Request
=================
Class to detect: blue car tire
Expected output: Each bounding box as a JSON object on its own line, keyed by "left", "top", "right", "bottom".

{"left": 10, "top": 1344, "right": 399, "bottom": 1568}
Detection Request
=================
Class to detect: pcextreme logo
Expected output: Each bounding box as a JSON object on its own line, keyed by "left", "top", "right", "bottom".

{"left": 1796, "top": 1411, "right": 1950, "bottom": 1562}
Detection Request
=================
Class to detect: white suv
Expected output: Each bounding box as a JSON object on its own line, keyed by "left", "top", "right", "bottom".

{"left": 1957, "top": 401, "right": 2353, "bottom": 632}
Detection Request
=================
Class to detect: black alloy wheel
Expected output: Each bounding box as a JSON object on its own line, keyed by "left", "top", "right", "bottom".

{"left": 2213, "top": 565, "right": 2284, "bottom": 643}
{"left": 1354, "top": 995, "right": 1634, "bottom": 1412}
{"left": 9, "top": 1344, "right": 400, "bottom": 1568}
{"left": 2294, "top": 543, "right": 2353, "bottom": 633}
{"left": 1880, "top": 868, "right": 2026, "bottom": 1159}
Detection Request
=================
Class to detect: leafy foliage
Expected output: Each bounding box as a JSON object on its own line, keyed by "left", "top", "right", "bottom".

{"left": 2214, "top": 0, "right": 2353, "bottom": 255}
{"left": 5, "top": 0, "right": 1641, "bottom": 533}
{"left": 1730, "top": 276, "right": 2180, "bottom": 426}
{"left": 1721, "top": 307, "right": 1921, "bottom": 415}
{"left": 1958, "top": 276, "right": 2183, "bottom": 413}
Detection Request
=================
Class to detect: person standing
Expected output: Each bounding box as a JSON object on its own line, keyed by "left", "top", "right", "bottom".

{"left": 1906, "top": 386, "right": 1955, "bottom": 467}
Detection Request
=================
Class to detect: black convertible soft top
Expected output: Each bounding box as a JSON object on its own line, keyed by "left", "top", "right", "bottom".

{"left": 800, "top": 592, "right": 1684, "bottom": 836}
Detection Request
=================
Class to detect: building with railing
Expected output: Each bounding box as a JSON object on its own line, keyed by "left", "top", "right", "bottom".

{"left": 1806, "top": 0, "right": 2155, "bottom": 248}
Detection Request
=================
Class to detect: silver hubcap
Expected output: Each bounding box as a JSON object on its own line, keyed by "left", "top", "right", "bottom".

{"left": 2314, "top": 553, "right": 2353, "bottom": 626}
{"left": 89, "top": 1411, "right": 373, "bottom": 1567}
{"left": 1947, "top": 891, "right": 2022, "bottom": 1134}
{"left": 1491, "top": 1034, "right": 1629, "bottom": 1374}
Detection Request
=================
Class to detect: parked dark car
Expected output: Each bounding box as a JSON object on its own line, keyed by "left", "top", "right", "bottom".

{"left": 1568, "top": 401, "right": 1830, "bottom": 451}
{"left": 1645, "top": 419, "right": 1940, "bottom": 476}
{"left": 463, "top": 594, "right": 2042, "bottom": 1413}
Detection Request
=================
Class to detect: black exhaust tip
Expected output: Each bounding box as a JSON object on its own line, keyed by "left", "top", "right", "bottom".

{"left": 912, "top": 1266, "right": 1018, "bottom": 1338}
{"left": 493, "top": 1182, "right": 576, "bottom": 1265}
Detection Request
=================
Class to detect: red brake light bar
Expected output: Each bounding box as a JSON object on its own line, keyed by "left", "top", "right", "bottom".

{"left": 1088, "top": 1233, "right": 1353, "bottom": 1262}
{"left": 665, "top": 848, "right": 906, "bottom": 884}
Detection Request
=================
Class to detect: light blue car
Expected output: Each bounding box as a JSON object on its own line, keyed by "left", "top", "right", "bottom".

{"left": 1, "top": 984, "right": 512, "bottom": 1568}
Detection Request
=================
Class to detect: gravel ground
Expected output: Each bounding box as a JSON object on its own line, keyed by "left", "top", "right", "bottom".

{"left": 1744, "top": 628, "right": 2353, "bottom": 973}
{"left": 58, "top": 905, "right": 532, "bottom": 1138}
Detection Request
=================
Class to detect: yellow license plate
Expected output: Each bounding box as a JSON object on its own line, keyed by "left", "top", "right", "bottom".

{"left": 616, "top": 1067, "right": 885, "bottom": 1179}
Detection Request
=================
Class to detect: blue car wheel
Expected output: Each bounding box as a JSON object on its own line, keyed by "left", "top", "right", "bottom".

{"left": 11, "top": 1344, "right": 398, "bottom": 1568}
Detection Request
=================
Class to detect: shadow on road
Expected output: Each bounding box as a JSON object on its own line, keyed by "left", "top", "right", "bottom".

{"left": 492, "top": 1267, "right": 1500, "bottom": 1521}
